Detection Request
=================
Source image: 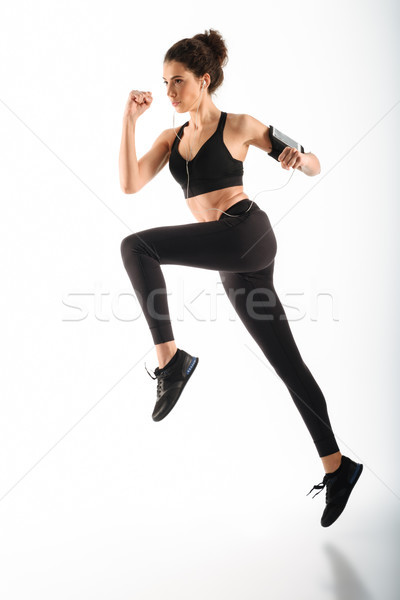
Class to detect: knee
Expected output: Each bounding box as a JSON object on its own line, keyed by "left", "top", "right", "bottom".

{"left": 120, "top": 231, "right": 156, "bottom": 264}
{"left": 120, "top": 233, "right": 140, "bottom": 263}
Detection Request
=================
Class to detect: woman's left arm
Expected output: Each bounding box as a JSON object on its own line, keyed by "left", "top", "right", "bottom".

{"left": 297, "top": 151, "right": 321, "bottom": 176}
{"left": 242, "top": 114, "right": 321, "bottom": 176}
{"left": 278, "top": 146, "right": 321, "bottom": 176}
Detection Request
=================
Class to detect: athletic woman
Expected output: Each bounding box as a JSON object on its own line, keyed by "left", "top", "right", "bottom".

{"left": 119, "top": 29, "right": 363, "bottom": 527}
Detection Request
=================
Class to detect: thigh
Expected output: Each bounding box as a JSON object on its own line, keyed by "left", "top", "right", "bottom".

{"left": 219, "top": 261, "right": 305, "bottom": 369}
{"left": 123, "top": 207, "right": 277, "bottom": 274}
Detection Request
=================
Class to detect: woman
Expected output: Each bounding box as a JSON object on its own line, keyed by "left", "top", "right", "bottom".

{"left": 119, "top": 29, "right": 363, "bottom": 527}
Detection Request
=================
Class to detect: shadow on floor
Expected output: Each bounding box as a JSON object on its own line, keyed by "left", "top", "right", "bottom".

{"left": 324, "top": 542, "right": 374, "bottom": 600}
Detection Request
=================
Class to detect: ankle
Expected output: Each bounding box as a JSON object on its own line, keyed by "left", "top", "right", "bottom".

{"left": 159, "top": 348, "right": 179, "bottom": 370}
{"left": 321, "top": 451, "right": 343, "bottom": 474}
{"left": 155, "top": 341, "right": 178, "bottom": 369}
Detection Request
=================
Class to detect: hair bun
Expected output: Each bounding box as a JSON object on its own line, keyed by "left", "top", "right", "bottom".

{"left": 193, "top": 28, "right": 228, "bottom": 67}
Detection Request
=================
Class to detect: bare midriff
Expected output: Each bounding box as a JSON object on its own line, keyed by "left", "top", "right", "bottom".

{"left": 186, "top": 185, "right": 250, "bottom": 222}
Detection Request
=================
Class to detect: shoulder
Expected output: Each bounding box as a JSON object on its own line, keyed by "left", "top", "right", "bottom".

{"left": 225, "top": 112, "right": 247, "bottom": 132}
{"left": 224, "top": 112, "right": 253, "bottom": 144}
{"left": 226, "top": 113, "right": 272, "bottom": 152}
{"left": 225, "top": 113, "right": 272, "bottom": 151}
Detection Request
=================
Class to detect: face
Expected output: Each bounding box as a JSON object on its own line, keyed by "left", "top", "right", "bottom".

{"left": 163, "top": 60, "right": 206, "bottom": 111}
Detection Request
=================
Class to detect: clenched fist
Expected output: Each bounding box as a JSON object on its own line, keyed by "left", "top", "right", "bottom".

{"left": 123, "top": 90, "right": 153, "bottom": 120}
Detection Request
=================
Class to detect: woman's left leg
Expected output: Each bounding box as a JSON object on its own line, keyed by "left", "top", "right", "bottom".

{"left": 218, "top": 260, "right": 341, "bottom": 460}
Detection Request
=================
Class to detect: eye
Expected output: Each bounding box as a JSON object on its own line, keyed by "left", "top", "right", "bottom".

{"left": 162, "top": 79, "right": 183, "bottom": 85}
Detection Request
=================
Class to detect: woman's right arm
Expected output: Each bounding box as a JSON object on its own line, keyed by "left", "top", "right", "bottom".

{"left": 119, "top": 115, "right": 140, "bottom": 193}
{"left": 119, "top": 90, "right": 171, "bottom": 194}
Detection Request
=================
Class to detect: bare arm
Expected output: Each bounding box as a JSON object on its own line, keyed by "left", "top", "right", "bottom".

{"left": 242, "top": 113, "right": 321, "bottom": 176}
{"left": 119, "top": 116, "right": 139, "bottom": 193}
{"left": 119, "top": 116, "right": 172, "bottom": 194}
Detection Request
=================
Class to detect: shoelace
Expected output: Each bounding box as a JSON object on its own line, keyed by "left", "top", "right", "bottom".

{"left": 144, "top": 362, "right": 157, "bottom": 380}
{"left": 144, "top": 362, "right": 175, "bottom": 379}
{"left": 144, "top": 362, "right": 172, "bottom": 398}
{"left": 306, "top": 473, "right": 330, "bottom": 500}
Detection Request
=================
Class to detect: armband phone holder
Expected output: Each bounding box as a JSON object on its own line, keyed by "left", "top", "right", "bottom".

{"left": 269, "top": 125, "right": 304, "bottom": 161}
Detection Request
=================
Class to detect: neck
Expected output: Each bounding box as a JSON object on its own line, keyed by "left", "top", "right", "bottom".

{"left": 188, "top": 102, "right": 220, "bottom": 129}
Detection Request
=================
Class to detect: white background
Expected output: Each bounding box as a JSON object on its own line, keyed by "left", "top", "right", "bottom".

{"left": 0, "top": 0, "right": 399, "bottom": 598}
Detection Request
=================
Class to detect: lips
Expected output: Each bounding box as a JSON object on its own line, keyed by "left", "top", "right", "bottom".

{"left": 172, "top": 101, "right": 180, "bottom": 106}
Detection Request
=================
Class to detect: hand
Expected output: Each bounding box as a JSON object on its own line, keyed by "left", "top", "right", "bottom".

{"left": 278, "top": 146, "right": 306, "bottom": 170}
{"left": 123, "top": 90, "right": 153, "bottom": 120}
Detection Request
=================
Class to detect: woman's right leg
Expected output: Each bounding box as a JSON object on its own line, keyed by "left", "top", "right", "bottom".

{"left": 120, "top": 201, "right": 274, "bottom": 354}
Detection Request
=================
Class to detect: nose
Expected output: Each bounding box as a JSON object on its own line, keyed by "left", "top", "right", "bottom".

{"left": 165, "top": 83, "right": 175, "bottom": 97}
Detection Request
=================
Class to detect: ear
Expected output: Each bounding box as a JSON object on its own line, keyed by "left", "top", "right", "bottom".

{"left": 202, "top": 73, "right": 211, "bottom": 89}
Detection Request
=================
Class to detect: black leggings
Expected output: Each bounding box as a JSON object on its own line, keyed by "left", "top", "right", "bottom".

{"left": 121, "top": 199, "right": 340, "bottom": 457}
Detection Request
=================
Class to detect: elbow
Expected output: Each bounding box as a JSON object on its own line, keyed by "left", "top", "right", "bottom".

{"left": 121, "top": 183, "right": 140, "bottom": 194}
{"left": 119, "top": 170, "right": 141, "bottom": 194}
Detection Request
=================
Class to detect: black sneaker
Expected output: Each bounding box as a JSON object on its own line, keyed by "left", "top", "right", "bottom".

{"left": 306, "top": 455, "right": 363, "bottom": 527}
{"left": 145, "top": 348, "right": 199, "bottom": 422}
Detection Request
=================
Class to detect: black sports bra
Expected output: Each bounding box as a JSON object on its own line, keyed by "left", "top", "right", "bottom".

{"left": 168, "top": 111, "right": 244, "bottom": 199}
